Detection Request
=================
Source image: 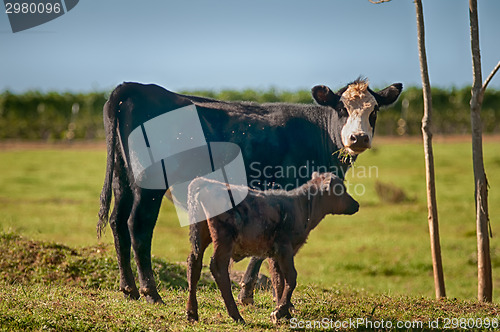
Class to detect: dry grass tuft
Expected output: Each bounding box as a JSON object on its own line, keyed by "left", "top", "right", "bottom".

{"left": 375, "top": 181, "right": 413, "bottom": 204}
{"left": 333, "top": 147, "right": 355, "bottom": 165}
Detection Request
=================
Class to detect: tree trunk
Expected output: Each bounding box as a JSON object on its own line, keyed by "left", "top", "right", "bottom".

{"left": 414, "top": 0, "right": 446, "bottom": 299}
{"left": 469, "top": 0, "right": 492, "bottom": 303}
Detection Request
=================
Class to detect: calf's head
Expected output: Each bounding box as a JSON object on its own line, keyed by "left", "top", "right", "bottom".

{"left": 312, "top": 78, "right": 402, "bottom": 156}
{"left": 311, "top": 172, "right": 359, "bottom": 215}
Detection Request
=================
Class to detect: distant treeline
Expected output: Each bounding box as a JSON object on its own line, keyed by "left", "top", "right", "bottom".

{"left": 0, "top": 87, "right": 499, "bottom": 140}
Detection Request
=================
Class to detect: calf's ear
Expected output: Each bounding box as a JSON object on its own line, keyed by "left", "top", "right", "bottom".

{"left": 372, "top": 83, "right": 403, "bottom": 107}
{"left": 321, "top": 173, "right": 333, "bottom": 191}
{"left": 312, "top": 85, "right": 340, "bottom": 107}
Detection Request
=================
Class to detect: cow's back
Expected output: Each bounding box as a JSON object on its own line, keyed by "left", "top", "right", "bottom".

{"left": 110, "top": 83, "right": 350, "bottom": 191}
{"left": 188, "top": 99, "right": 349, "bottom": 189}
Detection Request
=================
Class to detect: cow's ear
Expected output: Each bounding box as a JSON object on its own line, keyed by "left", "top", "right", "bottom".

{"left": 312, "top": 85, "right": 340, "bottom": 107}
{"left": 372, "top": 83, "right": 403, "bottom": 107}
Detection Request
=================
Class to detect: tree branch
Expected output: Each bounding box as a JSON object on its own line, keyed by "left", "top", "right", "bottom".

{"left": 482, "top": 61, "right": 500, "bottom": 92}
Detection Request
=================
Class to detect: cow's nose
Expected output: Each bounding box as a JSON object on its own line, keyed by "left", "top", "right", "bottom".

{"left": 349, "top": 134, "right": 369, "bottom": 145}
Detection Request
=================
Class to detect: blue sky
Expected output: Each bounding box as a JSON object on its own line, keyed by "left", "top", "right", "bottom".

{"left": 1, "top": 0, "right": 499, "bottom": 93}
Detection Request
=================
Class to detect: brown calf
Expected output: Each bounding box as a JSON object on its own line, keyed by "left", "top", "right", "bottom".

{"left": 185, "top": 172, "right": 359, "bottom": 324}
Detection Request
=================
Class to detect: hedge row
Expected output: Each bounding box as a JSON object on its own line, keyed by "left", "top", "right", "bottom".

{"left": 0, "top": 91, "right": 107, "bottom": 140}
{"left": 0, "top": 87, "right": 499, "bottom": 140}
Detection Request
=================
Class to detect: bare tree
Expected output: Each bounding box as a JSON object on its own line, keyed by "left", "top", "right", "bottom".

{"left": 414, "top": 0, "right": 446, "bottom": 299}
{"left": 469, "top": 0, "right": 500, "bottom": 303}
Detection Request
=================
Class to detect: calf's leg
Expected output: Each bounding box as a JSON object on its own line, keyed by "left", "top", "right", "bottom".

{"left": 128, "top": 188, "right": 165, "bottom": 304}
{"left": 267, "top": 258, "right": 284, "bottom": 306}
{"left": 186, "top": 222, "right": 212, "bottom": 322}
{"left": 209, "top": 225, "right": 244, "bottom": 323}
{"left": 237, "top": 257, "right": 263, "bottom": 305}
{"left": 270, "top": 244, "right": 297, "bottom": 324}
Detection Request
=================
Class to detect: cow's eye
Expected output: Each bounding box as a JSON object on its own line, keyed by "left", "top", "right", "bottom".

{"left": 369, "top": 109, "right": 378, "bottom": 127}
{"left": 337, "top": 106, "right": 348, "bottom": 117}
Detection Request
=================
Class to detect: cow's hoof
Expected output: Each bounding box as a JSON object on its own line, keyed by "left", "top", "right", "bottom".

{"left": 237, "top": 288, "right": 254, "bottom": 306}
{"left": 238, "top": 295, "right": 254, "bottom": 306}
{"left": 186, "top": 310, "right": 198, "bottom": 322}
{"left": 232, "top": 316, "right": 246, "bottom": 324}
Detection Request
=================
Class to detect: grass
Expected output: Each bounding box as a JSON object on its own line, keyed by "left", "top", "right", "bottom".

{"left": 1, "top": 138, "right": 500, "bottom": 330}
{"left": 1, "top": 232, "right": 500, "bottom": 331}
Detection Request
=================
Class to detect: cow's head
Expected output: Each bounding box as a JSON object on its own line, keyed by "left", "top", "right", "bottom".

{"left": 312, "top": 78, "right": 402, "bottom": 155}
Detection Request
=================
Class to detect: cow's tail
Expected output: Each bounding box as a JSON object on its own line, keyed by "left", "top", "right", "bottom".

{"left": 97, "top": 90, "right": 119, "bottom": 238}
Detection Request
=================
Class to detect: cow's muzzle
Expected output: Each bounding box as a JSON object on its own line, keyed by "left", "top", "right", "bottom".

{"left": 345, "top": 133, "right": 371, "bottom": 154}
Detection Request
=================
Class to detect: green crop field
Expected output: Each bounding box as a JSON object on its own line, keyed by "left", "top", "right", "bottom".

{"left": 1, "top": 138, "right": 500, "bottom": 330}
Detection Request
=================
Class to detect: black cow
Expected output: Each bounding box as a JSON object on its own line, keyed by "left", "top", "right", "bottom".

{"left": 97, "top": 78, "right": 402, "bottom": 304}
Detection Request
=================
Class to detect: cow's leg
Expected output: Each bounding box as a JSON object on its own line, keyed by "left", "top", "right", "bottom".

{"left": 186, "top": 222, "right": 212, "bottom": 322}
{"left": 209, "top": 225, "right": 244, "bottom": 323}
{"left": 267, "top": 258, "right": 284, "bottom": 306}
{"left": 270, "top": 244, "right": 297, "bottom": 324}
{"left": 237, "top": 257, "right": 263, "bottom": 305}
{"left": 109, "top": 166, "right": 139, "bottom": 300}
{"left": 128, "top": 188, "right": 165, "bottom": 304}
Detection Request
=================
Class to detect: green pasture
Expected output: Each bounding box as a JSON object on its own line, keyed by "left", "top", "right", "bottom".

{"left": 1, "top": 138, "right": 500, "bottom": 304}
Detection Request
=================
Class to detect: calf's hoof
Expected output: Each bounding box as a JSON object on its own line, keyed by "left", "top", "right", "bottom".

{"left": 121, "top": 286, "right": 140, "bottom": 301}
{"left": 270, "top": 311, "right": 279, "bottom": 324}
{"left": 140, "top": 287, "right": 164, "bottom": 304}
{"left": 270, "top": 306, "right": 292, "bottom": 324}
{"left": 144, "top": 295, "right": 164, "bottom": 305}
{"left": 289, "top": 302, "right": 296, "bottom": 314}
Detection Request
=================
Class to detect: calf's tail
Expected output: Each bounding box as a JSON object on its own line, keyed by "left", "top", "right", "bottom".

{"left": 187, "top": 180, "right": 205, "bottom": 255}
{"left": 97, "top": 90, "right": 120, "bottom": 238}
